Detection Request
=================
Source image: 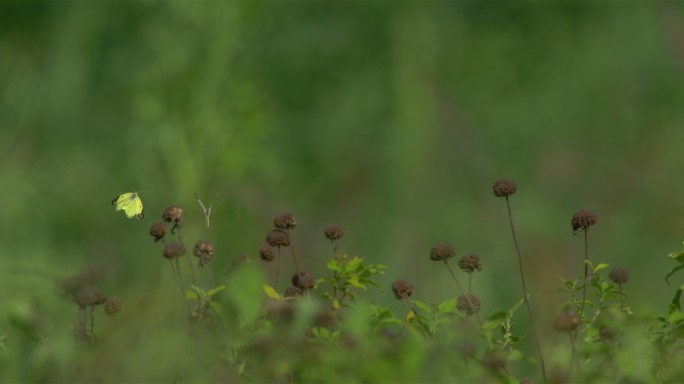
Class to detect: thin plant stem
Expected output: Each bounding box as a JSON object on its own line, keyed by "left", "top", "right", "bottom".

{"left": 468, "top": 273, "right": 472, "bottom": 295}
{"left": 573, "top": 229, "right": 590, "bottom": 372}
{"left": 275, "top": 246, "right": 282, "bottom": 291}
{"left": 169, "top": 259, "right": 186, "bottom": 301}
{"left": 505, "top": 196, "right": 547, "bottom": 382}
{"left": 90, "top": 306, "right": 95, "bottom": 338}
{"left": 206, "top": 263, "right": 216, "bottom": 287}
{"left": 618, "top": 283, "right": 624, "bottom": 311}
{"left": 444, "top": 260, "right": 482, "bottom": 326}
{"left": 178, "top": 232, "right": 196, "bottom": 285}
{"left": 289, "top": 244, "right": 300, "bottom": 273}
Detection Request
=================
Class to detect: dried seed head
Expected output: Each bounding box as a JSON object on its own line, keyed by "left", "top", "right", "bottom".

{"left": 104, "top": 297, "right": 124, "bottom": 315}
{"left": 283, "top": 285, "right": 303, "bottom": 298}
{"left": 149, "top": 221, "right": 168, "bottom": 242}
{"left": 162, "top": 205, "right": 184, "bottom": 233}
{"left": 481, "top": 352, "right": 506, "bottom": 373}
{"left": 163, "top": 242, "right": 186, "bottom": 259}
{"left": 430, "top": 243, "right": 456, "bottom": 261}
{"left": 391, "top": 280, "right": 414, "bottom": 300}
{"left": 609, "top": 266, "right": 629, "bottom": 284}
{"left": 314, "top": 310, "right": 337, "bottom": 330}
{"left": 553, "top": 311, "right": 580, "bottom": 333}
{"left": 599, "top": 325, "right": 616, "bottom": 343}
{"left": 292, "top": 271, "right": 316, "bottom": 290}
{"left": 193, "top": 240, "right": 216, "bottom": 267}
{"left": 266, "top": 229, "right": 290, "bottom": 248}
{"left": 324, "top": 224, "right": 345, "bottom": 241}
{"left": 456, "top": 294, "right": 481, "bottom": 315}
{"left": 493, "top": 178, "right": 518, "bottom": 197}
{"left": 458, "top": 253, "right": 483, "bottom": 273}
{"left": 571, "top": 209, "right": 597, "bottom": 232}
{"left": 274, "top": 212, "right": 297, "bottom": 230}
{"left": 73, "top": 288, "right": 98, "bottom": 307}
{"left": 93, "top": 289, "right": 107, "bottom": 305}
{"left": 259, "top": 244, "right": 275, "bottom": 262}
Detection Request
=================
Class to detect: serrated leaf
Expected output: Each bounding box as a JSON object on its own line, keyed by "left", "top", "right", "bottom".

{"left": 327, "top": 259, "right": 342, "bottom": 272}
{"left": 263, "top": 284, "right": 282, "bottom": 300}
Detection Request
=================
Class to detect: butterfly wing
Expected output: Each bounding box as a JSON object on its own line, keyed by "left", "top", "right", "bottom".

{"left": 113, "top": 192, "right": 144, "bottom": 219}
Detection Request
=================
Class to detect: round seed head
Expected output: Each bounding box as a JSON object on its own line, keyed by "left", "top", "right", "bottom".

{"left": 456, "top": 294, "right": 481, "bottom": 315}
{"left": 430, "top": 243, "right": 456, "bottom": 261}
{"left": 74, "top": 288, "right": 98, "bottom": 307}
{"left": 391, "top": 280, "right": 414, "bottom": 300}
{"left": 283, "top": 285, "right": 303, "bottom": 298}
{"left": 458, "top": 253, "right": 483, "bottom": 273}
{"left": 93, "top": 289, "right": 107, "bottom": 305}
{"left": 493, "top": 178, "right": 517, "bottom": 197}
{"left": 266, "top": 229, "right": 290, "bottom": 248}
{"left": 553, "top": 311, "right": 580, "bottom": 333}
{"left": 163, "top": 242, "right": 186, "bottom": 259}
{"left": 609, "top": 266, "right": 629, "bottom": 284}
{"left": 571, "top": 209, "right": 598, "bottom": 232}
{"left": 193, "top": 240, "right": 216, "bottom": 267}
{"left": 104, "top": 297, "right": 124, "bottom": 315}
{"left": 162, "top": 205, "right": 184, "bottom": 233}
{"left": 259, "top": 244, "right": 275, "bottom": 262}
{"left": 292, "top": 271, "right": 316, "bottom": 290}
{"left": 274, "top": 212, "right": 297, "bottom": 230}
{"left": 324, "top": 224, "right": 345, "bottom": 241}
{"left": 149, "top": 221, "right": 168, "bottom": 242}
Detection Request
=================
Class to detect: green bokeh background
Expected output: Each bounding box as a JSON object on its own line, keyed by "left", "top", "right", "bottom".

{"left": 2, "top": 1, "right": 684, "bottom": 380}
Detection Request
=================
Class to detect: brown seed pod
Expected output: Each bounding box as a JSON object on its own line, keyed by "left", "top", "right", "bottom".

{"left": 609, "top": 266, "right": 629, "bottom": 284}
{"left": 324, "top": 224, "right": 345, "bottom": 241}
{"left": 274, "top": 212, "right": 297, "bottom": 230}
{"left": 292, "top": 271, "right": 316, "bottom": 290}
{"left": 456, "top": 294, "right": 481, "bottom": 315}
{"left": 283, "top": 285, "right": 303, "bottom": 298}
{"left": 571, "top": 209, "right": 598, "bottom": 232}
{"left": 493, "top": 178, "right": 518, "bottom": 197}
{"left": 391, "top": 280, "right": 414, "bottom": 300}
{"left": 553, "top": 311, "right": 580, "bottom": 333}
{"left": 266, "top": 229, "right": 290, "bottom": 248}
{"left": 162, "top": 204, "right": 184, "bottom": 233}
{"left": 193, "top": 240, "right": 216, "bottom": 267}
{"left": 259, "top": 244, "right": 275, "bottom": 262}
{"left": 163, "top": 242, "right": 186, "bottom": 259}
{"left": 458, "top": 253, "right": 483, "bottom": 273}
{"left": 430, "top": 243, "right": 456, "bottom": 261}
{"left": 104, "top": 297, "right": 124, "bottom": 315}
{"left": 73, "top": 288, "right": 98, "bottom": 307}
{"left": 149, "top": 221, "right": 168, "bottom": 242}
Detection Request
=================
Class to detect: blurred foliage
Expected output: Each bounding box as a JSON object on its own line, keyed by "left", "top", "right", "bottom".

{"left": 2, "top": 1, "right": 684, "bottom": 382}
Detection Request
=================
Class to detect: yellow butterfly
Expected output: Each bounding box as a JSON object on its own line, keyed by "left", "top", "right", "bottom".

{"left": 112, "top": 191, "right": 144, "bottom": 219}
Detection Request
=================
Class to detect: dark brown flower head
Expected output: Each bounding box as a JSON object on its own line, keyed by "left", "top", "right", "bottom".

{"left": 193, "top": 240, "right": 216, "bottom": 267}
{"left": 292, "top": 271, "right": 316, "bottom": 290}
{"left": 456, "top": 294, "right": 481, "bottom": 315}
{"left": 104, "top": 297, "right": 124, "bottom": 315}
{"left": 481, "top": 352, "right": 506, "bottom": 373}
{"left": 274, "top": 212, "right": 297, "bottom": 230}
{"left": 599, "top": 325, "right": 616, "bottom": 343}
{"left": 609, "top": 266, "right": 629, "bottom": 284}
{"left": 430, "top": 243, "right": 456, "bottom": 261}
{"left": 162, "top": 204, "right": 184, "bottom": 233}
{"left": 493, "top": 178, "right": 518, "bottom": 197}
{"left": 93, "top": 289, "right": 107, "bottom": 305}
{"left": 163, "top": 242, "right": 186, "bottom": 259}
{"left": 391, "top": 280, "right": 414, "bottom": 300}
{"left": 73, "top": 288, "right": 98, "bottom": 307}
{"left": 149, "top": 221, "right": 168, "bottom": 242}
{"left": 553, "top": 311, "right": 580, "bottom": 333}
{"left": 324, "top": 224, "right": 345, "bottom": 241}
{"left": 266, "top": 229, "right": 290, "bottom": 248}
{"left": 458, "top": 253, "right": 483, "bottom": 273}
{"left": 571, "top": 209, "right": 597, "bottom": 232}
{"left": 259, "top": 244, "right": 275, "bottom": 262}
{"left": 284, "top": 285, "right": 303, "bottom": 299}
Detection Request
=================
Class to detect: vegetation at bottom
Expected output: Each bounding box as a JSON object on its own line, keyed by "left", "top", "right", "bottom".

{"left": 2, "top": 178, "right": 684, "bottom": 383}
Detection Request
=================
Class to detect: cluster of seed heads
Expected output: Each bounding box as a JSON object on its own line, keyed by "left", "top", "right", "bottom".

{"left": 430, "top": 243, "right": 456, "bottom": 261}
{"left": 571, "top": 209, "right": 598, "bottom": 232}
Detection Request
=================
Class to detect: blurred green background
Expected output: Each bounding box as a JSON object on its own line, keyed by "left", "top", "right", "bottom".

{"left": 2, "top": 0, "right": 684, "bottom": 380}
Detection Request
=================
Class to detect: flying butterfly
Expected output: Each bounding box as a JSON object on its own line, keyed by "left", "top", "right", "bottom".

{"left": 112, "top": 191, "right": 144, "bottom": 220}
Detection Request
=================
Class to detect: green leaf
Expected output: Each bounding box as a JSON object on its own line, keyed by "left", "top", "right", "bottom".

{"left": 345, "top": 256, "right": 363, "bottom": 272}
{"left": 486, "top": 310, "right": 509, "bottom": 321}
{"left": 437, "top": 298, "right": 457, "bottom": 313}
{"left": 326, "top": 259, "right": 342, "bottom": 272}
{"left": 667, "top": 249, "right": 684, "bottom": 263}
{"left": 185, "top": 290, "right": 200, "bottom": 300}
{"left": 669, "top": 286, "right": 683, "bottom": 313}
{"left": 593, "top": 263, "right": 609, "bottom": 274}
{"left": 263, "top": 284, "right": 282, "bottom": 300}
{"left": 207, "top": 285, "right": 227, "bottom": 297}
{"left": 668, "top": 311, "right": 684, "bottom": 323}
{"left": 347, "top": 278, "right": 367, "bottom": 290}
{"left": 411, "top": 300, "right": 433, "bottom": 316}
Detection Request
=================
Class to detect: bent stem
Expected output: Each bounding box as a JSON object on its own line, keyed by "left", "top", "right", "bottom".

{"left": 444, "top": 260, "right": 482, "bottom": 326}
{"left": 505, "top": 196, "right": 547, "bottom": 382}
